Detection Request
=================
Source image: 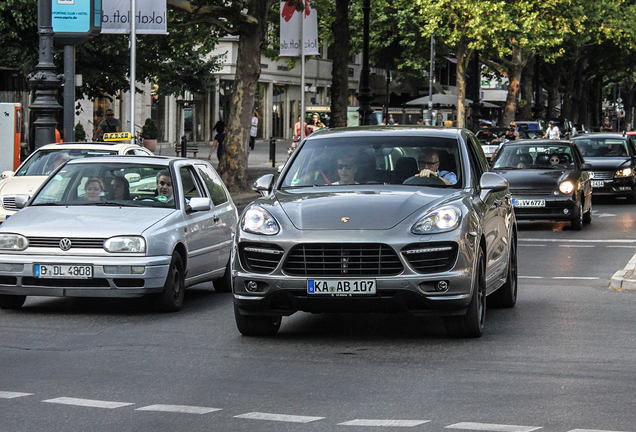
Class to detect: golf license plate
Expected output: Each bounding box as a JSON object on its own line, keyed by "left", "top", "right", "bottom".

{"left": 308, "top": 279, "right": 376, "bottom": 295}
{"left": 512, "top": 199, "right": 546, "bottom": 208}
{"left": 34, "top": 264, "right": 93, "bottom": 279}
{"left": 591, "top": 180, "right": 604, "bottom": 188}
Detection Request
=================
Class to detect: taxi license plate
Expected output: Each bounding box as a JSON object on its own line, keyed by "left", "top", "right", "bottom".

{"left": 513, "top": 199, "right": 546, "bottom": 208}
{"left": 34, "top": 264, "right": 93, "bottom": 279}
{"left": 308, "top": 279, "right": 376, "bottom": 295}
{"left": 591, "top": 180, "right": 605, "bottom": 188}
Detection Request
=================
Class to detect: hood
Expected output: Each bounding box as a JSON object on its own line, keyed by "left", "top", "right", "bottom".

{"left": 583, "top": 157, "right": 632, "bottom": 171}
{"left": 494, "top": 168, "right": 568, "bottom": 188}
{"left": 273, "top": 187, "right": 456, "bottom": 230}
{"left": 0, "top": 206, "right": 174, "bottom": 237}
{"left": 0, "top": 176, "right": 48, "bottom": 196}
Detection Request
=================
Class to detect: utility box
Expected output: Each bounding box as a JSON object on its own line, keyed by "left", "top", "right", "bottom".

{"left": 0, "top": 103, "right": 22, "bottom": 174}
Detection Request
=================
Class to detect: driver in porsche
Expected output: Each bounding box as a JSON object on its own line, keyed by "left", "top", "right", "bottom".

{"left": 413, "top": 147, "right": 457, "bottom": 185}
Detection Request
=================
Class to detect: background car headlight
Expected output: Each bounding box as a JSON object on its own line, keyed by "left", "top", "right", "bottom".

{"left": 615, "top": 167, "right": 633, "bottom": 178}
{"left": 559, "top": 181, "right": 575, "bottom": 194}
{"left": 411, "top": 205, "right": 462, "bottom": 234}
{"left": 104, "top": 236, "right": 146, "bottom": 253}
{"left": 0, "top": 234, "right": 28, "bottom": 251}
{"left": 242, "top": 206, "right": 280, "bottom": 235}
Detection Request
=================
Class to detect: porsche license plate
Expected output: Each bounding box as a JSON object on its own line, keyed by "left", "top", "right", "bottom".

{"left": 591, "top": 180, "right": 604, "bottom": 188}
{"left": 308, "top": 279, "right": 376, "bottom": 295}
{"left": 513, "top": 199, "right": 546, "bottom": 208}
{"left": 34, "top": 264, "right": 93, "bottom": 279}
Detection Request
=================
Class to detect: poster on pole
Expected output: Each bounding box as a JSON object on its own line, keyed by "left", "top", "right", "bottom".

{"left": 101, "top": 0, "right": 167, "bottom": 34}
{"left": 280, "top": 0, "right": 319, "bottom": 57}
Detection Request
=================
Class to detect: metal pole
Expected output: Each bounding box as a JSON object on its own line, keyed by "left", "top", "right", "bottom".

{"left": 356, "top": 0, "right": 373, "bottom": 125}
{"left": 63, "top": 44, "right": 75, "bottom": 142}
{"left": 428, "top": 33, "right": 435, "bottom": 125}
{"left": 29, "top": 0, "right": 63, "bottom": 150}
{"left": 384, "top": 64, "right": 390, "bottom": 125}
{"left": 300, "top": 6, "right": 305, "bottom": 141}
{"left": 130, "top": 0, "right": 136, "bottom": 137}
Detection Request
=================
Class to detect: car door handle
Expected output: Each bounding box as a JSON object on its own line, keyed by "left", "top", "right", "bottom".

{"left": 213, "top": 216, "right": 220, "bottom": 223}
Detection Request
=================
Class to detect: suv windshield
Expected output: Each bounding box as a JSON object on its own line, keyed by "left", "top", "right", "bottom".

{"left": 280, "top": 135, "right": 462, "bottom": 188}
{"left": 16, "top": 148, "right": 119, "bottom": 177}
{"left": 31, "top": 162, "right": 175, "bottom": 208}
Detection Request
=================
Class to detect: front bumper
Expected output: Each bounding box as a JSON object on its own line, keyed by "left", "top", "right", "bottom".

{"left": 590, "top": 177, "right": 635, "bottom": 197}
{"left": 0, "top": 254, "right": 171, "bottom": 298}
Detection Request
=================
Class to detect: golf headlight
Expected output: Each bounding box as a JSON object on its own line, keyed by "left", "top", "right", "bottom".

{"left": 559, "top": 181, "right": 575, "bottom": 194}
{"left": 411, "top": 205, "right": 462, "bottom": 234}
{"left": 104, "top": 236, "right": 146, "bottom": 253}
{"left": 615, "top": 167, "right": 633, "bottom": 178}
{"left": 0, "top": 234, "right": 28, "bottom": 251}
{"left": 242, "top": 206, "right": 280, "bottom": 235}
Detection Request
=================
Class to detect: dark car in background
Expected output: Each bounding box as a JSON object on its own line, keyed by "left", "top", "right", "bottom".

{"left": 571, "top": 133, "right": 636, "bottom": 202}
{"left": 492, "top": 139, "right": 592, "bottom": 229}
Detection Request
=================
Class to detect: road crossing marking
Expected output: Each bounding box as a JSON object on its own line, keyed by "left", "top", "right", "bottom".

{"left": 553, "top": 276, "right": 600, "bottom": 280}
{"left": 339, "top": 419, "right": 430, "bottom": 427}
{"left": 42, "top": 397, "right": 134, "bottom": 409}
{"left": 559, "top": 245, "right": 595, "bottom": 248}
{"left": 446, "top": 422, "right": 542, "bottom": 432}
{"left": 234, "top": 412, "right": 324, "bottom": 423}
{"left": 567, "top": 429, "right": 630, "bottom": 432}
{"left": 520, "top": 276, "right": 543, "bottom": 279}
{"left": 0, "top": 391, "right": 32, "bottom": 399}
{"left": 136, "top": 404, "right": 222, "bottom": 414}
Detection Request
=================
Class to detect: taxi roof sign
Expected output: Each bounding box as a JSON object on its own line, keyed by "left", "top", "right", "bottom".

{"left": 103, "top": 132, "right": 132, "bottom": 141}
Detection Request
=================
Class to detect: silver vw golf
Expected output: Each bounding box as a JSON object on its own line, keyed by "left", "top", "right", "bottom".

{"left": 0, "top": 156, "right": 237, "bottom": 311}
{"left": 233, "top": 126, "right": 518, "bottom": 338}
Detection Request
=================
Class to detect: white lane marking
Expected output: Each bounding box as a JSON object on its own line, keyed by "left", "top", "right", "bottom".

{"left": 519, "top": 244, "right": 546, "bottom": 247}
{"left": 235, "top": 412, "right": 324, "bottom": 423}
{"left": 136, "top": 404, "right": 221, "bottom": 414}
{"left": 339, "top": 419, "right": 430, "bottom": 427}
{"left": 595, "top": 213, "right": 617, "bottom": 217}
{"left": 446, "top": 422, "right": 542, "bottom": 432}
{"left": 607, "top": 246, "right": 636, "bottom": 248}
{"left": 559, "top": 245, "right": 595, "bottom": 248}
{"left": 553, "top": 277, "right": 599, "bottom": 280}
{"left": 567, "top": 429, "right": 630, "bottom": 432}
{"left": 42, "top": 397, "right": 134, "bottom": 409}
{"left": 519, "top": 276, "right": 543, "bottom": 279}
{"left": 520, "top": 238, "right": 636, "bottom": 243}
{"left": 0, "top": 391, "right": 32, "bottom": 399}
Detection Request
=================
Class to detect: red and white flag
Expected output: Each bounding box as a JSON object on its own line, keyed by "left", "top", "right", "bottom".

{"left": 280, "top": 0, "right": 319, "bottom": 57}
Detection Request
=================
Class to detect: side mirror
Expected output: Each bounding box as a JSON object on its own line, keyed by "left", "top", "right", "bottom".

{"left": 2, "top": 171, "right": 14, "bottom": 179}
{"left": 252, "top": 174, "right": 275, "bottom": 197}
{"left": 480, "top": 172, "right": 508, "bottom": 200}
{"left": 186, "top": 197, "right": 212, "bottom": 212}
{"left": 14, "top": 194, "right": 30, "bottom": 209}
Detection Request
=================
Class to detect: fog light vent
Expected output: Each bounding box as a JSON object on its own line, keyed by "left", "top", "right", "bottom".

{"left": 246, "top": 280, "right": 259, "bottom": 292}
{"left": 436, "top": 280, "right": 449, "bottom": 292}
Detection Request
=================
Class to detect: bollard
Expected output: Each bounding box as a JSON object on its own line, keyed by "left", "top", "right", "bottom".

{"left": 269, "top": 137, "right": 276, "bottom": 167}
{"left": 180, "top": 135, "right": 187, "bottom": 158}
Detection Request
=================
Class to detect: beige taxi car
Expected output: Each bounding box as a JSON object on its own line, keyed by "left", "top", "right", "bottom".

{"left": 0, "top": 140, "right": 153, "bottom": 224}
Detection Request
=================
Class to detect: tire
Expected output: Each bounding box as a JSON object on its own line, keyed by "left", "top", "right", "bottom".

{"left": 213, "top": 257, "right": 232, "bottom": 293}
{"left": 444, "top": 248, "right": 486, "bottom": 338}
{"left": 153, "top": 252, "right": 185, "bottom": 312}
{"left": 489, "top": 233, "right": 517, "bottom": 308}
{"left": 0, "top": 294, "right": 26, "bottom": 310}
{"left": 234, "top": 303, "right": 281, "bottom": 336}
{"left": 571, "top": 199, "right": 583, "bottom": 230}
{"left": 583, "top": 198, "right": 592, "bottom": 224}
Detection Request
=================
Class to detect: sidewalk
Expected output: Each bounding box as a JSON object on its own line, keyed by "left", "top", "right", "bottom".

{"left": 154, "top": 138, "right": 293, "bottom": 208}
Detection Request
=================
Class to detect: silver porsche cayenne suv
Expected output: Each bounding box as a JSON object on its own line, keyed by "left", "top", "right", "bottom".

{"left": 232, "top": 126, "right": 518, "bottom": 338}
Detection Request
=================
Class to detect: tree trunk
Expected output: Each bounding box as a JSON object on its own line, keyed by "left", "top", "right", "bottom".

{"left": 519, "top": 56, "right": 534, "bottom": 120}
{"left": 547, "top": 83, "right": 560, "bottom": 119}
{"left": 455, "top": 41, "right": 471, "bottom": 129}
{"left": 330, "top": 0, "right": 350, "bottom": 128}
{"left": 502, "top": 46, "right": 527, "bottom": 126}
{"left": 218, "top": 0, "right": 274, "bottom": 193}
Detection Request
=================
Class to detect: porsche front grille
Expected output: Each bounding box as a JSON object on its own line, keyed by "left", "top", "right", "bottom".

{"left": 401, "top": 242, "right": 458, "bottom": 274}
{"left": 283, "top": 243, "right": 403, "bottom": 276}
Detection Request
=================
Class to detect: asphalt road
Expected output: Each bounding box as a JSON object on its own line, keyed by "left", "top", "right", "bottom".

{"left": 2, "top": 198, "right": 636, "bottom": 432}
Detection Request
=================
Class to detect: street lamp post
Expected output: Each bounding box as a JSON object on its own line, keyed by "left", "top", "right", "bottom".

{"left": 356, "top": 0, "right": 374, "bottom": 125}
{"left": 28, "top": 0, "right": 63, "bottom": 150}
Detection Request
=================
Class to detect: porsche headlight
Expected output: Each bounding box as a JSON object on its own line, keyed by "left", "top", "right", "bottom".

{"left": 615, "top": 167, "right": 633, "bottom": 178}
{"left": 559, "top": 181, "right": 575, "bottom": 194}
{"left": 104, "top": 236, "right": 146, "bottom": 253}
{"left": 0, "top": 234, "right": 28, "bottom": 251}
{"left": 411, "top": 205, "right": 462, "bottom": 234}
{"left": 242, "top": 206, "right": 280, "bottom": 235}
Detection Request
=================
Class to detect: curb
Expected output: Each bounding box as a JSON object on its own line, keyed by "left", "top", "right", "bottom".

{"left": 610, "top": 252, "right": 636, "bottom": 291}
